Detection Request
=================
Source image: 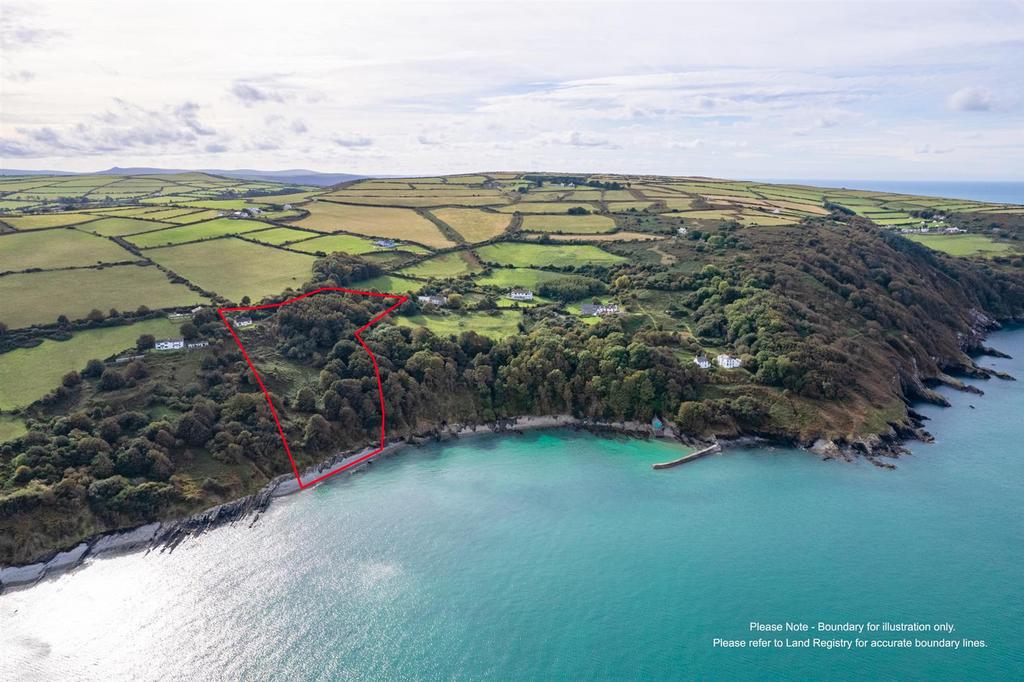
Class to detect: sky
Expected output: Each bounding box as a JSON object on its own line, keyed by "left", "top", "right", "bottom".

{"left": 1, "top": 0, "right": 1022, "bottom": 179}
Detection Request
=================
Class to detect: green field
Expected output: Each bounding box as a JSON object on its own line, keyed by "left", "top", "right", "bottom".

{"left": 1, "top": 213, "right": 97, "bottom": 230}
{"left": 0, "top": 229, "right": 137, "bottom": 272}
{"left": 0, "top": 414, "right": 27, "bottom": 443}
{"left": 129, "top": 218, "right": 269, "bottom": 248}
{"left": 140, "top": 207, "right": 208, "bottom": 221}
{"left": 0, "top": 318, "right": 182, "bottom": 410}
{"left": 520, "top": 214, "right": 617, "bottom": 233}
{"left": 165, "top": 209, "right": 223, "bottom": 224}
{"left": 84, "top": 206, "right": 170, "bottom": 217}
{"left": 249, "top": 191, "right": 319, "bottom": 204}
{"left": 497, "top": 202, "right": 597, "bottom": 214}
{"left": 541, "top": 231, "right": 662, "bottom": 242}
{"left": 244, "top": 227, "right": 317, "bottom": 245}
{"left": 475, "top": 242, "right": 626, "bottom": 267}
{"left": 77, "top": 217, "right": 175, "bottom": 237}
{"left": 394, "top": 310, "right": 522, "bottom": 339}
{"left": 474, "top": 267, "right": 577, "bottom": 289}
{"left": 144, "top": 238, "right": 317, "bottom": 303}
{"left": 0, "top": 265, "right": 206, "bottom": 329}
{"left": 429, "top": 208, "right": 511, "bottom": 242}
{"left": 398, "top": 251, "right": 482, "bottom": 279}
{"left": 905, "top": 233, "right": 1014, "bottom": 257}
{"left": 287, "top": 233, "right": 404, "bottom": 255}
{"left": 352, "top": 274, "right": 424, "bottom": 295}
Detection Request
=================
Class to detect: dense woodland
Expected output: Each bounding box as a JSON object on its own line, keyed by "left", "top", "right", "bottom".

{"left": 2, "top": 211, "right": 1023, "bottom": 565}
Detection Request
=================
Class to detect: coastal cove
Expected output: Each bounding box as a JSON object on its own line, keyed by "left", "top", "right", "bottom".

{"left": 1, "top": 327, "right": 1022, "bottom": 680}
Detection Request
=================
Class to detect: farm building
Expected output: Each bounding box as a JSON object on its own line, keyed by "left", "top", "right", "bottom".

{"left": 374, "top": 239, "right": 398, "bottom": 248}
{"left": 693, "top": 356, "right": 711, "bottom": 369}
{"left": 715, "top": 354, "right": 742, "bottom": 369}
{"left": 114, "top": 354, "right": 146, "bottom": 364}
{"left": 155, "top": 338, "right": 185, "bottom": 350}
{"left": 508, "top": 288, "right": 534, "bottom": 301}
{"left": 235, "top": 317, "right": 254, "bottom": 327}
{"left": 187, "top": 341, "right": 209, "bottom": 349}
{"left": 580, "top": 303, "right": 620, "bottom": 316}
{"left": 418, "top": 294, "right": 448, "bottom": 307}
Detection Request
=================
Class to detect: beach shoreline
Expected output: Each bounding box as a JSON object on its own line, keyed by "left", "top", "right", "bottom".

{"left": 0, "top": 415, "right": 698, "bottom": 592}
{"left": 3, "top": 328, "right": 1017, "bottom": 593}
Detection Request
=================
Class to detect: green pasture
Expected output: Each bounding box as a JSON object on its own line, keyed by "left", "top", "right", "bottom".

{"left": 0, "top": 317, "right": 182, "bottom": 410}
{"left": 475, "top": 242, "right": 625, "bottom": 267}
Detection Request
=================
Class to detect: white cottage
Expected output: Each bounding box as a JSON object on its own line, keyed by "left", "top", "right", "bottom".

{"left": 715, "top": 354, "right": 742, "bottom": 369}
{"left": 155, "top": 338, "right": 185, "bottom": 351}
{"left": 508, "top": 288, "right": 534, "bottom": 301}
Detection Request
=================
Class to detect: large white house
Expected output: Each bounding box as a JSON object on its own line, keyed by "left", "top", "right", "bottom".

{"left": 715, "top": 353, "right": 742, "bottom": 369}
{"left": 155, "top": 338, "right": 185, "bottom": 351}
{"left": 508, "top": 288, "right": 534, "bottom": 301}
{"left": 418, "top": 294, "right": 448, "bottom": 307}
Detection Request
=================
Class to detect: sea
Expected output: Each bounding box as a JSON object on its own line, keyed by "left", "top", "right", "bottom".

{"left": 760, "top": 180, "right": 1024, "bottom": 205}
{"left": 2, "top": 328, "right": 1022, "bottom": 681}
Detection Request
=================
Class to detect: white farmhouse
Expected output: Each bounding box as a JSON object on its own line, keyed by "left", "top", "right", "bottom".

{"left": 715, "top": 354, "right": 742, "bottom": 369}
{"left": 236, "top": 317, "right": 254, "bottom": 327}
{"left": 693, "top": 356, "right": 711, "bottom": 369}
{"left": 508, "top": 288, "right": 534, "bottom": 301}
{"left": 418, "top": 294, "right": 448, "bottom": 307}
{"left": 155, "top": 338, "right": 185, "bottom": 351}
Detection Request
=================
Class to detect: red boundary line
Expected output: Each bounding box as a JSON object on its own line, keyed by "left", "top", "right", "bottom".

{"left": 217, "top": 287, "right": 408, "bottom": 490}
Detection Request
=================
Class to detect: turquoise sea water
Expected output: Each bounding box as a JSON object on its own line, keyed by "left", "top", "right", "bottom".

{"left": 761, "top": 180, "right": 1023, "bottom": 204}
{"left": 2, "top": 329, "right": 1023, "bottom": 681}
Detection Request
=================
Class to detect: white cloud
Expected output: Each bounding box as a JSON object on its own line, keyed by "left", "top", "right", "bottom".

{"left": 1, "top": 99, "right": 220, "bottom": 158}
{"left": 542, "top": 131, "right": 620, "bottom": 149}
{"left": 0, "top": 1, "right": 1021, "bottom": 179}
{"left": 333, "top": 135, "right": 374, "bottom": 149}
{"left": 947, "top": 86, "right": 994, "bottom": 112}
{"left": 915, "top": 144, "right": 954, "bottom": 154}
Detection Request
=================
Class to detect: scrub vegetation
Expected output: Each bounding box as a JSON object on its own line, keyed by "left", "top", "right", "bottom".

{"left": 1, "top": 170, "right": 1022, "bottom": 565}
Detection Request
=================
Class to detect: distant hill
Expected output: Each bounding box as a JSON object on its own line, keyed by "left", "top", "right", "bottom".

{"left": 0, "top": 167, "right": 367, "bottom": 187}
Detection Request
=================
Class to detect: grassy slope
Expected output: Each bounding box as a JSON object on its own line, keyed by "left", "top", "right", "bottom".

{"left": 0, "top": 229, "right": 138, "bottom": 271}
{"left": 144, "top": 238, "right": 316, "bottom": 303}
{"left": 0, "top": 318, "right": 182, "bottom": 410}
{"left": 0, "top": 266, "right": 206, "bottom": 329}
{"left": 905, "top": 233, "right": 1014, "bottom": 257}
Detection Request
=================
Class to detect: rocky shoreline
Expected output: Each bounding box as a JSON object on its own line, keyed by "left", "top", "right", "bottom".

{"left": 2, "top": 333, "right": 1016, "bottom": 593}
{"left": 0, "top": 416, "right": 694, "bottom": 592}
